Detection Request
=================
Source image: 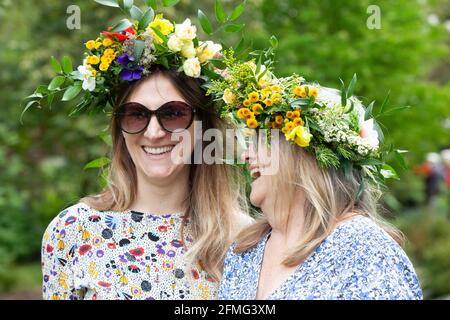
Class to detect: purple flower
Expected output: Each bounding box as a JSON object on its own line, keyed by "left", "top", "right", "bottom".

{"left": 116, "top": 53, "right": 144, "bottom": 81}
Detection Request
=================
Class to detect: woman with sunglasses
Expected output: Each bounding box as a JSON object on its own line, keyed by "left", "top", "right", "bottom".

{"left": 40, "top": 14, "right": 250, "bottom": 300}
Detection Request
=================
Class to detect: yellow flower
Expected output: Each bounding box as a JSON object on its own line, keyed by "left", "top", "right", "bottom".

{"left": 293, "top": 86, "right": 306, "bottom": 98}
{"left": 236, "top": 108, "right": 246, "bottom": 119}
{"left": 102, "top": 38, "right": 113, "bottom": 47}
{"left": 101, "top": 56, "right": 113, "bottom": 65}
{"left": 286, "top": 125, "right": 312, "bottom": 147}
{"left": 104, "top": 48, "right": 115, "bottom": 56}
{"left": 275, "top": 115, "right": 283, "bottom": 125}
{"left": 281, "top": 127, "right": 290, "bottom": 134}
{"left": 285, "top": 121, "right": 295, "bottom": 131}
{"left": 94, "top": 41, "right": 102, "bottom": 50}
{"left": 99, "top": 63, "right": 109, "bottom": 71}
{"left": 252, "top": 103, "right": 264, "bottom": 115}
{"left": 271, "top": 85, "right": 283, "bottom": 92}
{"left": 292, "top": 110, "right": 301, "bottom": 118}
{"left": 293, "top": 117, "right": 304, "bottom": 126}
{"left": 286, "top": 111, "right": 294, "bottom": 119}
{"left": 245, "top": 112, "right": 255, "bottom": 120}
{"left": 85, "top": 40, "right": 96, "bottom": 50}
{"left": 271, "top": 92, "right": 282, "bottom": 103}
{"left": 248, "top": 91, "right": 259, "bottom": 102}
{"left": 147, "top": 14, "right": 174, "bottom": 44}
{"left": 91, "top": 69, "right": 97, "bottom": 77}
{"left": 264, "top": 99, "right": 273, "bottom": 107}
{"left": 87, "top": 55, "right": 100, "bottom": 65}
{"left": 223, "top": 88, "right": 236, "bottom": 105}
{"left": 308, "top": 86, "right": 318, "bottom": 97}
{"left": 243, "top": 99, "right": 251, "bottom": 107}
{"left": 246, "top": 118, "right": 258, "bottom": 129}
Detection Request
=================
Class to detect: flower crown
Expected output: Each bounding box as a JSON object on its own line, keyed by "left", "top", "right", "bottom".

{"left": 22, "top": 0, "right": 247, "bottom": 118}
{"left": 207, "top": 51, "right": 402, "bottom": 188}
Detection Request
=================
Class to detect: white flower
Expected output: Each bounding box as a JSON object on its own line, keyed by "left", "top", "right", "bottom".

{"left": 183, "top": 57, "right": 201, "bottom": 78}
{"left": 181, "top": 41, "right": 196, "bottom": 58}
{"left": 196, "top": 41, "right": 222, "bottom": 63}
{"left": 223, "top": 88, "right": 236, "bottom": 105}
{"left": 175, "top": 18, "right": 197, "bottom": 41}
{"left": 74, "top": 65, "right": 96, "bottom": 92}
{"left": 167, "top": 35, "right": 184, "bottom": 52}
{"left": 360, "top": 118, "right": 379, "bottom": 149}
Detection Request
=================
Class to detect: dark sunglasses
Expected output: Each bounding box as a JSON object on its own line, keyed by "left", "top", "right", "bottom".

{"left": 115, "top": 101, "right": 196, "bottom": 134}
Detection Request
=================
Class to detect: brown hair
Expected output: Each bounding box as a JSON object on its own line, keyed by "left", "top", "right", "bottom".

{"left": 82, "top": 67, "right": 251, "bottom": 280}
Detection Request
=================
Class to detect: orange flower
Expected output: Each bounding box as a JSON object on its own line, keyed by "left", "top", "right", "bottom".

{"left": 252, "top": 103, "right": 264, "bottom": 115}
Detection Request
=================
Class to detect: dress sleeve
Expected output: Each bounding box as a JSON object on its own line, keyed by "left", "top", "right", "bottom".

{"left": 41, "top": 205, "right": 83, "bottom": 300}
{"left": 218, "top": 243, "right": 238, "bottom": 300}
{"left": 336, "top": 245, "right": 423, "bottom": 300}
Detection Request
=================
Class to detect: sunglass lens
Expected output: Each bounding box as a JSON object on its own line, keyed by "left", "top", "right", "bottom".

{"left": 119, "top": 103, "right": 149, "bottom": 134}
{"left": 158, "top": 102, "right": 193, "bottom": 132}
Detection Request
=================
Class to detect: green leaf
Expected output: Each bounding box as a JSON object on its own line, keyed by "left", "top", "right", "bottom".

{"left": 379, "top": 90, "right": 390, "bottom": 115}
{"left": 99, "top": 132, "right": 113, "bottom": 147}
{"left": 50, "top": 56, "right": 62, "bottom": 73}
{"left": 162, "top": 0, "right": 180, "bottom": 7}
{"left": 145, "top": 0, "right": 157, "bottom": 9}
{"left": 356, "top": 158, "right": 383, "bottom": 166}
{"left": 270, "top": 35, "right": 278, "bottom": 49}
{"left": 224, "top": 23, "right": 244, "bottom": 33}
{"left": 339, "top": 78, "right": 347, "bottom": 107}
{"left": 111, "top": 19, "right": 133, "bottom": 32}
{"left": 47, "top": 92, "right": 55, "bottom": 109}
{"left": 20, "top": 100, "right": 39, "bottom": 123}
{"left": 215, "top": 0, "right": 226, "bottom": 23}
{"left": 365, "top": 101, "right": 375, "bottom": 121}
{"left": 343, "top": 160, "right": 353, "bottom": 179}
{"left": 381, "top": 164, "right": 399, "bottom": 180}
{"left": 62, "top": 83, "right": 83, "bottom": 101}
{"left": 198, "top": 9, "right": 213, "bottom": 35}
{"left": 235, "top": 37, "right": 245, "bottom": 56}
{"left": 133, "top": 39, "right": 145, "bottom": 61}
{"left": 151, "top": 27, "right": 168, "bottom": 44}
{"left": 62, "top": 56, "right": 73, "bottom": 74}
{"left": 94, "top": 0, "right": 119, "bottom": 7}
{"left": 394, "top": 149, "right": 408, "bottom": 170}
{"left": 130, "top": 5, "right": 143, "bottom": 21}
{"left": 346, "top": 73, "right": 357, "bottom": 98}
{"left": 123, "top": 0, "right": 133, "bottom": 10}
{"left": 229, "top": 1, "right": 246, "bottom": 21}
{"left": 139, "top": 7, "right": 154, "bottom": 30}
{"left": 209, "top": 59, "right": 226, "bottom": 69}
{"left": 48, "top": 76, "right": 65, "bottom": 90}
{"left": 36, "top": 85, "right": 50, "bottom": 94}
{"left": 84, "top": 157, "right": 111, "bottom": 170}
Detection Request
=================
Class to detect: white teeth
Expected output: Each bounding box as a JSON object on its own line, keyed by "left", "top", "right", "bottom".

{"left": 143, "top": 146, "right": 174, "bottom": 155}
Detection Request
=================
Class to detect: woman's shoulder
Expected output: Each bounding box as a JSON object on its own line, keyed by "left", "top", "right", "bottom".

{"left": 44, "top": 202, "right": 95, "bottom": 233}
{"left": 327, "top": 216, "right": 414, "bottom": 270}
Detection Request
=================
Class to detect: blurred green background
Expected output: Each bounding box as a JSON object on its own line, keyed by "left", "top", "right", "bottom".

{"left": 0, "top": 0, "right": 449, "bottom": 299}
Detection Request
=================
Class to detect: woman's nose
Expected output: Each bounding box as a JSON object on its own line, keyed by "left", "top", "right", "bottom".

{"left": 143, "top": 115, "right": 166, "bottom": 139}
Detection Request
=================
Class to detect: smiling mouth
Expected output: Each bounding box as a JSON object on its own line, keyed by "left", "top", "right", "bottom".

{"left": 250, "top": 167, "right": 262, "bottom": 180}
{"left": 142, "top": 145, "right": 175, "bottom": 156}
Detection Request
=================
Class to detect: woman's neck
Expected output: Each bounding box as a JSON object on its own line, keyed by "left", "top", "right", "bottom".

{"left": 131, "top": 169, "right": 190, "bottom": 215}
{"left": 264, "top": 192, "right": 306, "bottom": 246}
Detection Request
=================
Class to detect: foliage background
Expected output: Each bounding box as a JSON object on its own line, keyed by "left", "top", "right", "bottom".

{"left": 0, "top": 0, "right": 449, "bottom": 299}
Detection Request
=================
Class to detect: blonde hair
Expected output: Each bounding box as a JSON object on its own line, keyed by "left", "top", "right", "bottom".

{"left": 81, "top": 68, "right": 251, "bottom": 281}
{"left": 235, "top": 137, "right": 404, "bottom": 267}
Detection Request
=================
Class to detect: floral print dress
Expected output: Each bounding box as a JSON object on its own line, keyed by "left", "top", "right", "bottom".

{"left": 42, "top": 203, "right": 217, "bottom": 300}
{"left": 219, "top": 216, "right": 423, "bottom": 300}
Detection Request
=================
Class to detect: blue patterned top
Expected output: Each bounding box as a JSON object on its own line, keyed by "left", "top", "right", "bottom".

{"left": 219, "top": 216, "right": 422, "bottom": 300}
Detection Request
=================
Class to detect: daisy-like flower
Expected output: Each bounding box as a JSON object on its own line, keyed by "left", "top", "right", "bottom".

{"left": 74, "top": 65, "right": 96, "bottom": 91}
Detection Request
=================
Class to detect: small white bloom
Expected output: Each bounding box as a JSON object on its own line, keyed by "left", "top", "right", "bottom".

{"left": 175, "top": 18, "right": 197, "bottom": 41}
{"left": 167, "top": 35, "right": 184, "bottom": 52}
{"left": 181, "top": 41, "right": 196, "bottom": 58}
{"left": 197, "top": 41, "right": 222, "bottom": 63}
{"left": 74, "top": 65, "right": 96, "bottom": 92}
{"left": 183, "top": 57, "right": 201, "bottom": 78}
{"left": 360, "top": 118, "right": 379, "bottom": 149}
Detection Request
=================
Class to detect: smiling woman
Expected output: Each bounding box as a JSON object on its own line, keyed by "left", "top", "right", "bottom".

{"left": 41, "top": 66, "right": 251, "bottom": 300}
